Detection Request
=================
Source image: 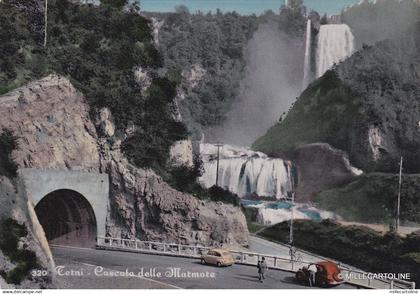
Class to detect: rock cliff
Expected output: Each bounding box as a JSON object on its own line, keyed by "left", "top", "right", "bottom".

{"left": 0, "top": 74, "right": 248, "bottom": 248}
{"left": 0, "top": 176, "right": 55, "bottom": 288}
{"left": 0, "top": 75, "right": 100, "bottom": 171}
{"left": 101, "top": 146, "right": 248, "bottom": 245}
{"left": 287, "top": 143, "right": 362, "bottom": 202}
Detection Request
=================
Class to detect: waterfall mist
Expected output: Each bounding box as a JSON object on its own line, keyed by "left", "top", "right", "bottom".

{"left": 208, "top": 22, "right": 303, "bottom": 146}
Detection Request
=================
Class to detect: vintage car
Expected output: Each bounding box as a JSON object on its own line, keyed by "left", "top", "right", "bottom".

{"left": 201, "top": 249, "right": 235, "bottom": 267}
{"left": 296, "top": 261, "right": 344, "bottom": 287}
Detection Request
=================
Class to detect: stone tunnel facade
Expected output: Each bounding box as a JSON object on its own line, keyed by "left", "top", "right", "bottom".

{"left": 19, "top": 168, "right": 109, "bottom": 247}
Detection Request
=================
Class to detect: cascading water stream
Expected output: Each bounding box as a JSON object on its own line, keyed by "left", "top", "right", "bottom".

{"left": 197, "top": 21, "right": 356, "bottom": 226}
{"left": 316, "top": 24, "right": 355, "bottom": 78}
{"left": 199, "top": 143, "right": 294, "bottom": 199}
{"left": 302, "top": 19, "right": 312, "bottom": 90}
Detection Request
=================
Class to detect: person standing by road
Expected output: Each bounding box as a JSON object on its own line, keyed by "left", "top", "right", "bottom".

{"left": 308, "top": 263, "right": 318, "bottom": 287}
{"left": 257, "top": 260, "right": 261, "bottom": 281}
{"left": 289, "top": 244, "right": 297, "bottom": 261}
{"left": 257, "top": 257, "right": 268, "bottom": 283}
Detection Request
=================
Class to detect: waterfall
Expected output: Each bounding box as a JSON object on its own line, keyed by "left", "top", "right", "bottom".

{"left": 199, "top": 143, "right": 294, "bottom": 199}
{"left": 302, "top": 19, "right": 312, "bottom": 90}
{"left": 316, "top": 24, "right": 355, "bottom": 78}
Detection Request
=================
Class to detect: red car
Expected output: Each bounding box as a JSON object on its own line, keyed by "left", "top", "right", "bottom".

{"left": 296, "top": 261, "right": 344, "bottom": 287}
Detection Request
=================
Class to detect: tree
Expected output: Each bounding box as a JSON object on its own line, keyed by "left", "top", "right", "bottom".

{"left": 129, "top": 0, "right": 141, "bottom": 13}
{"left": 289, "top": 0, "right": 304, "bottom": 11}
{"left": 100, "top": 0, "right": 127, "bottom": 9}
{"left": 44, "top": 0, "right": 48, "bottom": 47}
{"left": 279, "top": 0, "right": 306, "bottom": 37}
{"left": 320, "top": 13, "right": 328, "bottom": 25}
{"left": 175, "top": 5, "right": 189, "bottom": 14}
{"left": 0, "top": 128, "right": 19, "bottom": 178}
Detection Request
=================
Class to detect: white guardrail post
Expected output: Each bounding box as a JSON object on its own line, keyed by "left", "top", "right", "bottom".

{"left": 96, "top": 236, "right": 415, "bottom": 290}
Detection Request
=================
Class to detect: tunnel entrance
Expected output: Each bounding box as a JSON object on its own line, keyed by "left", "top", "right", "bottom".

{"left": 35, "top": 189, "right": 97, "bottom": 248}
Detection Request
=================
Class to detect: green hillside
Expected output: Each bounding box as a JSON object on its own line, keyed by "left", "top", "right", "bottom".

{"left": 253, "top": 22, "right": 420, "bottom": 173}
{"left": 315, "top": 173, "right": 420, "bottom": 224}
{"left": 252, "top": 70, "right": 363, "bottom": 162}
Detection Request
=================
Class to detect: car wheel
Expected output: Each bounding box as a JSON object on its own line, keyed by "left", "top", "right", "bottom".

{"left": 217, "top": 262, "right": 222, "bottom": 267}
{"left": 201, "top": 259, "right": 205, "bottom": 265}
{"left": 333, "top": 272, "right": 341, "bottom": 282}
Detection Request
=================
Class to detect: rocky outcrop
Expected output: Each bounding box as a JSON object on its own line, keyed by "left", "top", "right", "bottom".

{"left": 101, "top": 145, "right": 248, "bottom": 246}
{"left": 0, "top": 74, "right": 248, "bottom": 248}
{"left": 169, "top": 140, "right": 194, "bottom": 167}
{"left": 134, "top": 66, "right": 152, "bottom": 94}
{"left": 0, "top": 176, "right": 56, "bottom": 288}
{"left": 96, "top": 106, "right": 247, "bottom": 246}
{"left": 0, "top": 75, "right": 100, "bottom": 172}
{"left": 182, "top": 64, "right": 207, "bottom": 89}
{"left": 95, "top": 108, "right": 115, "bottom": 138}
{"left": 150, "top": 17, "right": 164, "bottom": 46}
{"left": 288, "top": 143, "right": 362, "bottom": 202}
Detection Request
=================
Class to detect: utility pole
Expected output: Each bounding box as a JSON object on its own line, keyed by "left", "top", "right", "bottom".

{"left": 44, "top": 0, "right": 48, "bottom": 47}
{"left": 214, "top": 143, "right": 223, "bottom": 187}
{"left": 289, "top": 192, "right": 295, "bottom": 244}
{"left": 396, "top": 156, "right": 403, "bottom": 233}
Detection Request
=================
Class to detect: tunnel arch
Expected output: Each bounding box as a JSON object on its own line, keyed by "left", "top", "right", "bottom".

{"left": 20, "top": 168, "right": 109, "bottom": 247}
{"left": 35, "top": 189, "right": 97, "bottom": 248}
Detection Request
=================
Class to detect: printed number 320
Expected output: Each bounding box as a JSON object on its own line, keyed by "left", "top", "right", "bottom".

{"left": 31, "top": 270, "right": 48, "bottom": 277}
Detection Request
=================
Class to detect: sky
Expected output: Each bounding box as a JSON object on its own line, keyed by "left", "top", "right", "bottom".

{"left": 141, "top": 0, "right": 361, "bottom": 15}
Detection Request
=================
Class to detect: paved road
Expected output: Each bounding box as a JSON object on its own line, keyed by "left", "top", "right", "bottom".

{"left": 249, "top": 235, "right": 291, "bottom": 257}
{"left": 52, "top": 246, "right": 356, "bottom": 289}
{"left": 248, "top": 236, "right": 328, "bottom": 263}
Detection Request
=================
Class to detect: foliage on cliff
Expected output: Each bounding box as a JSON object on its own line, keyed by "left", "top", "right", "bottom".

{"left": 0, "top": 0, "right": 188, "bottom": 171}
{"left": 0, "top": 129, "right": 19, "bottom": 178}
{"left": 153, "top": 9, "right": 258, "bottom": 136}
{"left": 164, "top": 156, "right": 240, "bottom": 206}
{"left": 0, "top": 219, "right": 39, "bottom": 284}
{"left": 342, "top": 0, "right": 420, "bottom": 49}
{"left": 253, "top": 22, "right": 420, "bottom": 173}
{"left": 315, "top": 173, "right": 420, "bottom": 224}
{"left": 253, "top": 70, "right": 362, "bottom": 159}
{"left": 153, "top": 1, "right": 307, "bottom": 137}
{"left": 259, "top": 220, "right": 420, "bottom": 285}
{"left": 278, "top": 0, "right": 307, "bottom": 37}
{"left": 0, "top": 1, "right": 46, "bottom": 94}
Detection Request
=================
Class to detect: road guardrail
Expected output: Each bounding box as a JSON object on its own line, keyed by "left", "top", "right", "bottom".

{"left": 96, "top": 236, "right": 415, "bottom": 289}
